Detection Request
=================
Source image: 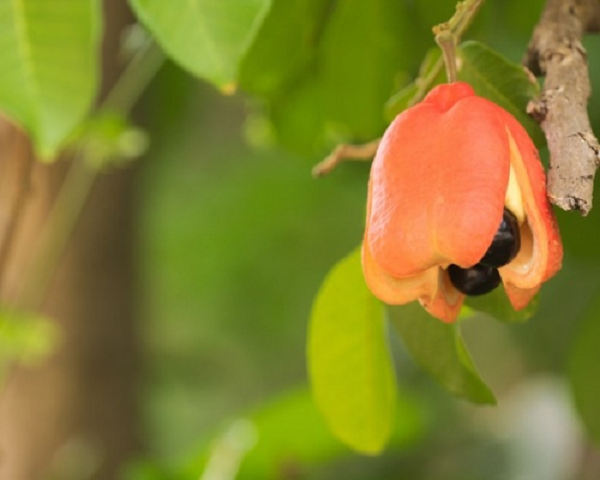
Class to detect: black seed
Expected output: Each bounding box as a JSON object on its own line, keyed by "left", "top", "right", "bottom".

{"left": 448, "top": 264, "right": 501, "bottom": 296}
{"left": 479, "top": 208, "right": 521, "bottom": 268}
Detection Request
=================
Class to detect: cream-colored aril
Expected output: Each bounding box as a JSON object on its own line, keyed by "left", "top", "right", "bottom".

{"left": 505, "top": 163, "right": 525, "bottom": 225}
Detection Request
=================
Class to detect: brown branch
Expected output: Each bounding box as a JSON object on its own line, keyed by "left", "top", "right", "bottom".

{"left": 312, "top": 138, "right": 380, "bottom": 177}
{"left": 524, "top": 0, "right": 600, "bottom": 215}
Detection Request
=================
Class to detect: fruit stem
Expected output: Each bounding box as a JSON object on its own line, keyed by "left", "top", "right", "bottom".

{"left": 433, "top": 0, "right": 486, "bottom": 82}
{"left": 436, "top": 32, "right": 458, "bottom": 83}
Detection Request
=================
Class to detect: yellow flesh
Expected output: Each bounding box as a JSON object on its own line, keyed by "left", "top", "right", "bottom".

{"left": 505, "top": 163, "right": 525, "bottom": 224}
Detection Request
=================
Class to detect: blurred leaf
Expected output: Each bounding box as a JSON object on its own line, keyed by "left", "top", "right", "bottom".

{"left": 238, "top": 0, "right": 332, "bottom": 152}
{"left": 0, "top": 309, "right": 60, "bottom": 369}
{"left": 465, "top": 287, "right": 538, "bottom": 324}
{"left": 237, "top": 388, "right": 423, "bottom": 477}
{"left": 457, "top": 40, "right": 544, "bottom": 147}
{"left": 123, "top": 460, "right": 181, "bottom": 480}
{"left": 129, "top": 0, "right": 271, "bottom": 88}
{"left": 180, "top": 387, "right": 425, "bottom": 479}
{"left": 567, "top": 289, "right": 600, "bottom": 444}
{"left": 239, "top": 0, "right": 330, "bottom": 95}
{"left": 385, "top": 83, "right": 420, "bottom": 121}
{"left": 413, "top": 0, "right": 460, "bottom": 32}
{"left": 0, "top": 0, "right": 101, "bottom": 158}
{"left": 237, "top": 389, "right": 341, "bottom": 477}
{"left": 269, "top": 70, "right": 326, "bottom": 153}
{"left": 385, "top": 47, "right": 445, "bottom": 120}
{"left": 556, "top": 208, "right": 600, "bottom": 260}
{"left": 68, "top": 111, "right": 148, "bottom": 168}
{"left": 308, "top": 248, "right": 397, "bottom": 454}
{"left": 495, "top": 0, "right": 546, "bottom": 39}
{"left": 251, "top": 0, "right": 428, "bottom": 153}
{"left": 389, "top": 303, "right": 496, "bottom": 404}
{"left": 320, "top": 0, "right": 420, "bottom": 140}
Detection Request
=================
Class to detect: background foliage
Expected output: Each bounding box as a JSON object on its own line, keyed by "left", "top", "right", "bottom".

{"left": 2, "top": 0, "right": 600, "bottom": 478}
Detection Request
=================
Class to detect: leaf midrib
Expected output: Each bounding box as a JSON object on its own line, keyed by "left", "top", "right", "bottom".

{"left": 184, "top": 0, "right": 225, "bottom": 80}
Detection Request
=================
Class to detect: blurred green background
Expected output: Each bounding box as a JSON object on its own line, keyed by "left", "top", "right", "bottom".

{"left": 129, "top": 0, "right": 600, "bottom": 478}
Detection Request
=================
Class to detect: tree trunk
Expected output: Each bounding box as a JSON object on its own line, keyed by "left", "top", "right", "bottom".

{"left": 0, "top": 1, "right": 142, "bottom": 478}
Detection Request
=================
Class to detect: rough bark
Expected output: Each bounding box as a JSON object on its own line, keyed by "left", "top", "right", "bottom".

{"left": 524, "top": 0, "right": 600, "bottom": 215}
{"left": 0, "top": 1, "right": 142, "bottom": 479}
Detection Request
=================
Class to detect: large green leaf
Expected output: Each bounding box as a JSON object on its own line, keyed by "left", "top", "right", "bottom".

{"left": 457, "top": 40, "right": 544, "bottom": 147}
{"left": 308, "top": 248, "right": 397, "bottom": 454}
{"left": 389, "top": 303, "right": 496, "bottom": 404}
{"left": 567, "top": 288, "right": 600, "bottom": 443}
{"left": 0, "top": 0, "right": 101, "bottom": 157}
{"left": 129, "top": 0, "right": 271, "bottom": 88}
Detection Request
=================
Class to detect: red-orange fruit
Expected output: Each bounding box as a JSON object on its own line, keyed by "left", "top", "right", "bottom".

{"left": 362, "top": 82, "right": 563, "bottom": 323}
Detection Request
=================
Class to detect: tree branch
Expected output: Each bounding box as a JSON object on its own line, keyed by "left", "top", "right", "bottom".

{"left": 524, "top": 0, "right": 600, "bottom": 215}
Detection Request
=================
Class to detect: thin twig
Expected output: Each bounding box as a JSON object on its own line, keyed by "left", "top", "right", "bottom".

{"left": 312, "top": 139, "right": 380, "bottom": 177}
{"left": 524, "top": 0, "right": 600, "bottom": 215}
{"left": 102, "top": 40, "right": 164, "bottom": 114}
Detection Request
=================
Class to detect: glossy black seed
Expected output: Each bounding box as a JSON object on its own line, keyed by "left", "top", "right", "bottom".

{"left": 448, "top": 264, "right": 501, "bottom": 296}
{"left": 479, "top": 208, "right": 521, "bottom": 268}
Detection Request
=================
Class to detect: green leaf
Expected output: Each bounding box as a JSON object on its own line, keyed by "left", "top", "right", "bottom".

{"left": 129, "top": 0, "right": 271, "bottom": 88}
{"left": 568, "top": 290, "right": 600, "bottom": 443}
{"left": 308, "top": 248, "right": 397, "bottom": 454}
{"left": 236, "top": 0, "right": 333, "bottom": 152}
{"left": 457, "top": 40, "right": 544, "bottom": 147}
{"left": 0, "top": 0, "right": 101, "bottom": 158}
{"left": 389, "top": 303, "right": 496, "bottom": 404}
{"left": 465, "top": 287, "right": 538, "bottom": 324}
